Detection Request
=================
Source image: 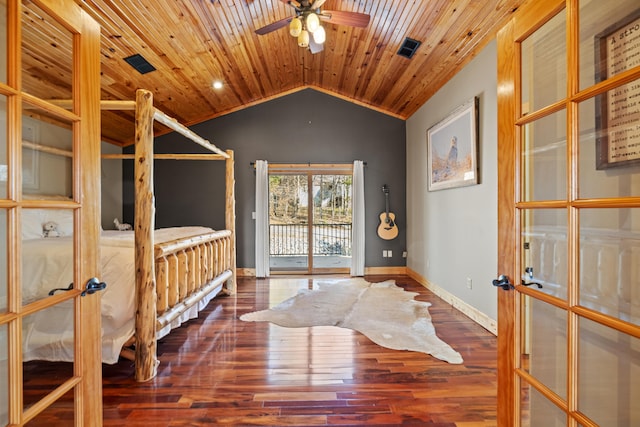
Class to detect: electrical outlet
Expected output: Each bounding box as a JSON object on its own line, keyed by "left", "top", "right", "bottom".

{"left": 402, "top": 251, "right": 407, "bottom": 258}
{"left": 388, "top": 250, "right": 392, "bottom": 257}
{"left": 466, "top": 277, "right": 473, "bottom": 289}
{"left": 382, "top": 250, "right": 388, "bottom": 258}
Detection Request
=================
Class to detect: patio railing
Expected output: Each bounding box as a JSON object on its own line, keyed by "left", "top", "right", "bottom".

{"left": 270, "top": 223, "right": 352, "bottom": 256}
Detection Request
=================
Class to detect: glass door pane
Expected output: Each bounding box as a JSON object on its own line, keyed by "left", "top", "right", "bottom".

{"left": 521, "top": 209, "right": 568, "bottom": 300}
{"left": 520, "top": 295, "right": 567, "bottom": 400}
{"left": 521, "top": 10, "right": 566, "bottom": 115}
{"left": 521, "top": 110, "right": 567, "bottom": 202}
{"left": 21, "top": 0, "right": 73, "bottom": 100}
{"left": 0, "top": 95, "right": 6, "bottom": 199}
{"left": 578, "top": 317, "right": 640, "bottom": 425}
{"left": 0, "top": 0, "right": 5, "bottom": 85}
{"left": 579, "top": 0, "right": 640, "bottom": 90}
{"left": 579, "top": 208, "right": 640, "bottom": 326}
{"left": 269, "top": 174, "right": 309, "bottom": 271}
{"left": 579, "top": 79, "right": 640, "bottom": 185}
{"left": 0, "top": 208, "right": 6, "bottom": 313}
{"left": 520, "top": 381, "right": 567, "bottom": 427}
{"left": 0, "top": 324, "right": 6, "bottom": 425}
{"left": 311, "top": 174, "right": 351, "bottom": 271}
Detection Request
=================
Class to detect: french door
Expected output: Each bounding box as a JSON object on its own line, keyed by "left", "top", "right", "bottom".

{"left": 268, "top": 165, "right": 353, "bottom": 274}
{"left": 0, "top": 0, "right": 103, "bottom": 425}
{"left": 497, "top": 0, "right": 640, "bottom": 425}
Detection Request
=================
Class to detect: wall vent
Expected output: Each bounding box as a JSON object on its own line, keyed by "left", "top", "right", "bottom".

{"left": 124, "top": 54, "right": 156, "bottom": 74}
{"left": 397, "top": 37, "right": 421, "bottom": 59}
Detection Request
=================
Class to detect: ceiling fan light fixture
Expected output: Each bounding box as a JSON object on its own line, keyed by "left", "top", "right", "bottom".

{"left": 306, "top": 12, "right": 320, "bottom": 33}
{"left": 313, "top": 25, "right": 326, "bottom": 44}
{"left": 289, "top": 17, "right": 302, "bottom": 37}
{"left": 298, "top": 30, "right": 310, "bottom": 48}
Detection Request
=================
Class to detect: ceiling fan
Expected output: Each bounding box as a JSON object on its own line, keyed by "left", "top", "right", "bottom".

{"left": 255, "top": 0, "right": 371, "bottom": 54}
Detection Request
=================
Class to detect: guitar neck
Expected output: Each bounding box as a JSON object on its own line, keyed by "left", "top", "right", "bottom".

{"left": 385, "top": 192, "right": 390, "bottom": 217}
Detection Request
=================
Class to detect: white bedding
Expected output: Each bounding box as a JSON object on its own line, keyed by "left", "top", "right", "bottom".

{"left": 22, "top": 226, "right": 217, "bottom": 364}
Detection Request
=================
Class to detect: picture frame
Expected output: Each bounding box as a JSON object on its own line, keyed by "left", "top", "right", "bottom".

{"left": 427, "top": 97, "right": 479, "bottom": 191}
{"left": 594, "top": 9, "right": 640, "bottom": 170}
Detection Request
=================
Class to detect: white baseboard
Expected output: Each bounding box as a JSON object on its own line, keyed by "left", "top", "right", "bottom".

{"left": 407, "top": 268, "right": 497, "bottom": 335}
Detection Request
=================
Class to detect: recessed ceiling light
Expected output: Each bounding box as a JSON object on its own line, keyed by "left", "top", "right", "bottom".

{"left": 212, "top": 80, "right": 223, "bottom": 89}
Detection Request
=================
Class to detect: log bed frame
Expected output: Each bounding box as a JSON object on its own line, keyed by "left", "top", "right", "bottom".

{"left": 32, "top": 89, "right": 236, "bottom": 381}
{"left": 102, "top": 89, "right": 237, "bottom": 382}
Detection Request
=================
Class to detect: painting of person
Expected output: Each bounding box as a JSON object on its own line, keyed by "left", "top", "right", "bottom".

{"left": 427, "top": 97, "right": 478, "bottom": 191}
{"left": 447, "top": 136, "right": 458, "bottom": 168}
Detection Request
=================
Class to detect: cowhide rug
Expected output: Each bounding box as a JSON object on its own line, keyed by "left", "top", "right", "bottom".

{"left": 240, "top": 278, "right": 463, "bottom": 364}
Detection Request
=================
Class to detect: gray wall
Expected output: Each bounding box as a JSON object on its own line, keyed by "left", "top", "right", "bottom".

{"left": 123, "top": 88, "right": 407, "bottom": 269}
{"left": 101, "top": 142, "right": 123, "bottom": 230}
{"left": 406, "top": 40, "right": 499, "bottom": 321}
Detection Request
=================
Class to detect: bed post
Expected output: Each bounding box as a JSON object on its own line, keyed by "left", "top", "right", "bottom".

{"left": 225, "top": 149, "right": 237, "bottom": 294}
{"left": 134, "top": 89, "right": 158, "bottom": 382}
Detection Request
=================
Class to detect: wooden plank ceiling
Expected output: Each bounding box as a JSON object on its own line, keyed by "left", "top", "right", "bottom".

{"left": 23, "top": 0, "right": 525, "bottom": 145}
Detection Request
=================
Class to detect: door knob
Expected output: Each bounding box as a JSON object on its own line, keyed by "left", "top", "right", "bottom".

{"left": 492, "top": 274, "right": 514, "bottom": 290}
{"left": 521, "top": 266, "right": 543, "bottom": 288}
{"left": 81, "top": 277, "right": 107, "bottom": 296}
{"left": 521, "top": 279, "right": 543, "bottom": 288}
{"left": 48, "top": 282, "right": 74, "bottom": 296}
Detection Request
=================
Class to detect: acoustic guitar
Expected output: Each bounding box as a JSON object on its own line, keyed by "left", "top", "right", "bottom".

{"left": 377, "top": 185, "right": 398, "bottom": 240}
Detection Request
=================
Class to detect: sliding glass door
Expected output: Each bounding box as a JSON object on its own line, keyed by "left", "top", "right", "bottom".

{"left": 268, "top": 166, "right": 352, "bottom": 274}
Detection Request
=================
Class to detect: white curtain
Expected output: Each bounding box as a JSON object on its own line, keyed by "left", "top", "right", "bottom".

{"left": 351, "top": 160, "right": 365, "bottom": 276}
{"left": 255, "top": 160, "right": 270, "bottom": 278}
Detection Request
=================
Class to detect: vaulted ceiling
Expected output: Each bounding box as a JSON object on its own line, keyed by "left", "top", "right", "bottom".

{"left": 23, "top": 0, "right": 525, "bottom": 145}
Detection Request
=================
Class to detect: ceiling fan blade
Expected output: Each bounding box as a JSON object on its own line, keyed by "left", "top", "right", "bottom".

{"left": 279, "top": 0, "right": 301, "bottom": 8}
{"left": 309, "top": 37, "right": 324, "bottom": 54}
{"left": 255, "top": 17, "right": 291, "bottom": 35}
{"left": 320, "top": 10, "right": 371, "bottom": 28}
{"left": 310, "top": 0, "right": 327, "bottom": 9}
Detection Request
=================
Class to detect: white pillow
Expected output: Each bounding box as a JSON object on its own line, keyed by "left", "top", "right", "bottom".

{"left": 21, "top": 209, "right": 74, "bottom": 239}
{"left": 22, "top": 195, "right": 74, "bottom": 239}
{"left": 22, "top": 209, "right": 45, "bottom": 240}
{"left": 44, "top": 209, "right": 74, "bottom": 236}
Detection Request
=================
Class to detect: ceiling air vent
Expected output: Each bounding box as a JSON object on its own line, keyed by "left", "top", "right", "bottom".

{"left": 397, "top": 37, "right": 421, "bottom": 59}
{"left": 124, "top": 53, "right": 156, "bottom": 74}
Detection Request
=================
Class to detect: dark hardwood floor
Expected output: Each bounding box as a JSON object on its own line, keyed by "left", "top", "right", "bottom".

{"left": 24, "top": 275, "right": 498, "bottom": 426}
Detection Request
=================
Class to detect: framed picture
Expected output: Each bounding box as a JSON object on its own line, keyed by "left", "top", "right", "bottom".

{"left": 427, "top": 97, "right": 479, "bottom": 191}
{"left": 594, "top": 9, "right": 640, "bottom": 169}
